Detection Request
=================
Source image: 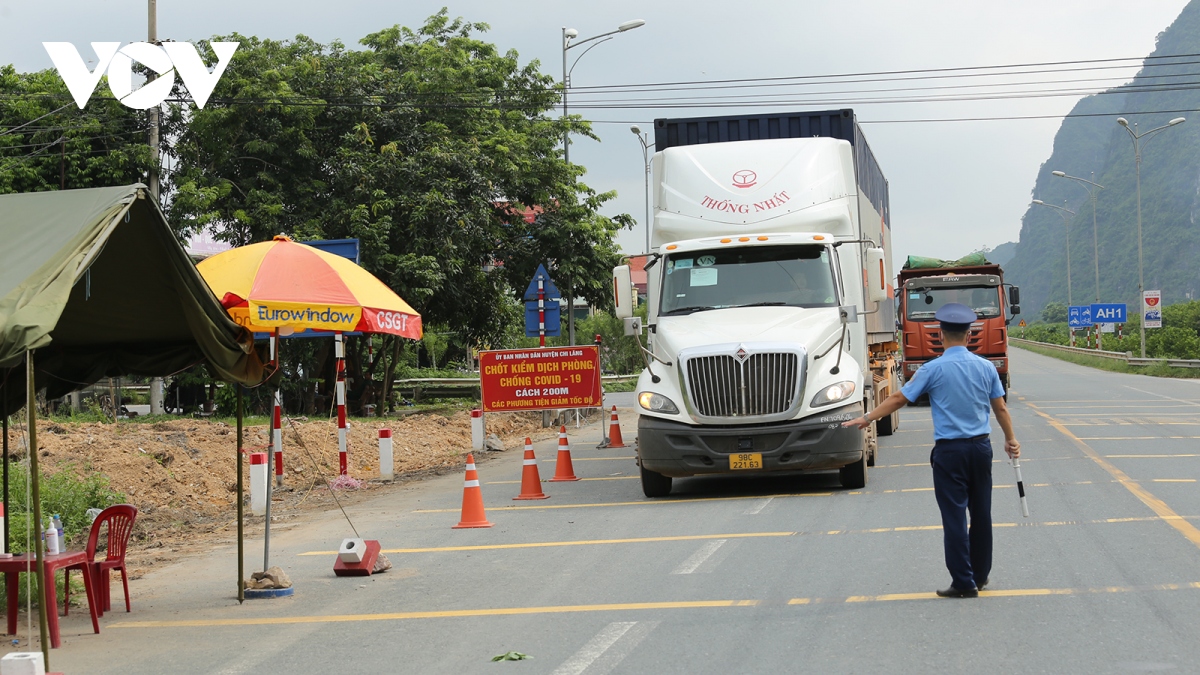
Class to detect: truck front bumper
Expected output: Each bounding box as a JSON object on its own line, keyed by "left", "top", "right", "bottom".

{"left": 637, "top": 402, "right": 864, "bottom": 478}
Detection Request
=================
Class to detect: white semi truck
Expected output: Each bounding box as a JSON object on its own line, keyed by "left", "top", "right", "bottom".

{"left": 613, "top": 109, "right": 901, "bottom": 497}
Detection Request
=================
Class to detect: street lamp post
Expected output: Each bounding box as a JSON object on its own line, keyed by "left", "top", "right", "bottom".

{"left": 1052, "top": 170, "right": 1105, "bottom": 349}
{"left": 1117, "top": 116, "right": 1186, "bottom": 358}
{"left": 1032, "top": 199, "right": 1077, "bottom": 345}
{"left": 1051, "top": 171, "right": 1105, "bottom": 303}
{"left": 630, "top": 125, "right": 654, "bottom": 255}
{"left": 560, "top": 19, "right": 645, "bottom": 345}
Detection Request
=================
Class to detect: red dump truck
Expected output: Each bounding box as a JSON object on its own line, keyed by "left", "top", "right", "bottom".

{"left": 897, "top": 258, "right": 1020, "bottom": 396}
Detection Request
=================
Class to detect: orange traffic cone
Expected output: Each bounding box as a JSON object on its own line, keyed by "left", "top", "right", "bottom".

{"left": 453, "top": 453, "right": 493, "bottom": 528}
{"left": 514, "top": 438, "right": 549, "bottom": 500}
{"left": 549, "top": 425, "right": 580, "bottom": 482}
{"left": 606, "top": 405, "right": 627, "bottom": 448}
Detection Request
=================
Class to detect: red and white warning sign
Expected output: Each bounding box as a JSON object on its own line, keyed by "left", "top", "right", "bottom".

{"left": 480, "top": 346, "right": 602, "bottom": 412}
{"left": 1143, "top": 290, "right": 1162, "bottom": 329}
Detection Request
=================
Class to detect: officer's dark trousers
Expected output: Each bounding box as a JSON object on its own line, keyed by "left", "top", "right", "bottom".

{"left": 931, "top": 435, "right": 993, "bottom": 591}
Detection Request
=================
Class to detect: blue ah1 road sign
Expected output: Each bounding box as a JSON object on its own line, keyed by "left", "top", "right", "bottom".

{"left": 1090, "top": 303, "right": 1127, "bottom": 324}
{"left": 1068, "top": 305, "right": 1093, "bottom": 329}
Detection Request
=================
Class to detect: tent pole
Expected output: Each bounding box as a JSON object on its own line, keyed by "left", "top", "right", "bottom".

{"left": 26, "top": 351, "right": 49, "bottom": 667}
{"left": 3, "top": 385, "right": 8, "bottom": 555}
{"left": 237, "top": 385, "right": 244, "bottom": 604}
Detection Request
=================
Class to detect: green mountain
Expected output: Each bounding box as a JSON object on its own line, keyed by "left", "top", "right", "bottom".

{"left": 986, "top": 242, "right": 1018, "bottom": 267}
{"left": 1005, "top": 1, "right": 1200, "bottom": 319}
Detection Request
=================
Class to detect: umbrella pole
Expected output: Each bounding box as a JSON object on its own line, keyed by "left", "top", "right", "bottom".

{"left": 26, "top": 351, "right": 50, "bottom": 667}
{"left": 263, "top": 333, "right": 276, "bottom": 573}
{"left": 335, "top": 332, "right": 347, "bottom": 476}
{"left": 237, "top": 385, "right": 244, "bottom": 603}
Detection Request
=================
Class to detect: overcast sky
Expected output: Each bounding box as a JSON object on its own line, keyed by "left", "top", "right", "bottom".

{"left": 0, "top": 0, "right": 1190, "bottom": 262}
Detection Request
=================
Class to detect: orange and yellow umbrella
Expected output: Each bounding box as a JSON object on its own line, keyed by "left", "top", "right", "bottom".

{"left": 197, "top": 235, "right": 422, "bottom": 339}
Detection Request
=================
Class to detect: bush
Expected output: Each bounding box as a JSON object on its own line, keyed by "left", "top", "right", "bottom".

{"left": 3, "top": 461, "right": 126, "bottom": 553}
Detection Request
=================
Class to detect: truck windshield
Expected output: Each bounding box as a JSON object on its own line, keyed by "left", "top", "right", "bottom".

{"left": 907, "top": 286, "right": 1002, "bottom": 320}
{"left": 660, "top": 245, "right": 836, "bottom": 315}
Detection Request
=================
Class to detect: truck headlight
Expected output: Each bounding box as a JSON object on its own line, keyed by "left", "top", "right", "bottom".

{"left": 992, "top": 359, "right": 1005, "bottom": 370}
{"left": 810, "top": 381, "right": 856, "bottom": 407}
{"left": 638, "top": 392, "right": 679, "bottom": 414}
{"left": 906, "top": 363, "right": 920, "bottom": 372}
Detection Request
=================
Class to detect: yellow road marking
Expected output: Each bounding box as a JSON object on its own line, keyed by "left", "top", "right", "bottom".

{"left": 414, "top": 492, "right": 834, "bottom": 513}
{"left": 487, "top": 476, "right": 636, "bottom": 485}
{"left": 1026, "top": 402, "right": 1200, "bottom": 552}
{"left": 1153, "top": 479, "right": 1197, "bottom": 483}
{"left": 298, "top": 531, "right": 795, "bottom": 556}
{"left": 1107, "top": 454, "right": 1200, "bottom": 458}
{"left": 108, "top": 600, "right": 759, "bottom": 629}
{"left": 109, "top": 583, "right": 1200, "bottom": 629}
{"left": 819, "top": 582, "right": 1200, "bottom": 604}
{"left": 1079, "top": 436, "right": 1200, "bottom": 440}
{"left": 542, "top": 457, "right": 635, "bottom": 462}
{"left": 310, "top": 516, "right": 1192, "bottom": 556}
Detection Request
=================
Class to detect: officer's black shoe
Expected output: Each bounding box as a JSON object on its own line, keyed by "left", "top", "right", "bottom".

{"left": 977, "top": 579, "right": 988, "bottom": 590}
{"left": 936, "top": 586, "right": 979, "bottom": 598}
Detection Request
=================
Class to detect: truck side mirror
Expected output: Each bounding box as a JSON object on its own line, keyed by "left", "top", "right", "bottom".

{"left": 613, "top": 265, "right": 634, "bottom": 319}
{"left": 865, "top": 247, "right": 887, "bottom": 303}
{"left": 1008, "top": 286, "right": 1021, "bottom": 305}
{"left": 1010, "top": 304, "right": 1021, "bottom": 316}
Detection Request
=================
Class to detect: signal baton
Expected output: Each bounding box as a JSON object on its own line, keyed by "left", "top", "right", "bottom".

{"left": 1012, "top": 456, "right": 1030, "bottom": 518}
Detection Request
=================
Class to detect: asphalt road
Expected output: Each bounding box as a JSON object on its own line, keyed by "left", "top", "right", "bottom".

{"left": 41, "top": 348, "right": 1200, "bottom": 674}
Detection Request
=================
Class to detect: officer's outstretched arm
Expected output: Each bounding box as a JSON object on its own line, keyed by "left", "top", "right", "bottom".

{"left": 990, "top": 397, "right": 1020, "bottom": 458}
{"left": 842, "top": 391, "right": 910, "bottom": 430}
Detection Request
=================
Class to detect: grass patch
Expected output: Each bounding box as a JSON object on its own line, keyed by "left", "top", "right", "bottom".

{"left": 1012, "top": 342, "right": 1200, "bottom": 379}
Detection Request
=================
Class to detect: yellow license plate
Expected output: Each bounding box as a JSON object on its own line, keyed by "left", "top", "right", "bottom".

{"left": 729, "top": 453, "right": 763, "bottom": 470}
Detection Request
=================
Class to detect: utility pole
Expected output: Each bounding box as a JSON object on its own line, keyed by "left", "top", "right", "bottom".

{"left": 147, "top": 0, "right": 166, "bottom": 415}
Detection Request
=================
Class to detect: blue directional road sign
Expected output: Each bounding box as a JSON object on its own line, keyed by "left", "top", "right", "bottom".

{"left": 524, "top": 264, "right": 561, "bottom": 337}
{"left": 1067, "top": 305, "right": 1094, "bottom": 329}
{"left": 1090, "top": 303, "right": 1127, "bottom": 324}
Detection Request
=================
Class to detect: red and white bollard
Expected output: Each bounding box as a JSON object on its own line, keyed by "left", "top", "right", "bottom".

{"left": 471, "top": 409, "right": 484, "bottom": 451}
{"left": 379, "top": 429, "right": 394, "bottom": 481}
{"left": 250, "top": 452, "right": 268, "bottom": 516}
{"left": 335, "top": 332, "right": 348, "bottom": 476}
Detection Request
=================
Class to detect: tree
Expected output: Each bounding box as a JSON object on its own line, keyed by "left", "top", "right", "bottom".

{"left": 0, "top": 65, "right": 153, "bottom": 193}
{"left": 166, "top": 12, "right": 631, "bottom": 349}
{"left": 1041, "top": 302, "right": 1068, "bottom": 323}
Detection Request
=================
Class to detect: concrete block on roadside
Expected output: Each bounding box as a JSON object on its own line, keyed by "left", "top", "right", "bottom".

{"left": 1, "top": 652, "right": 45, "bottom": 675}
{"left": 339, "top": 538, "right": 366, "bottom": 563}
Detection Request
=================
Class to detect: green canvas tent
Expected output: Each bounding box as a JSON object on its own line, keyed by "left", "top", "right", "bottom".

{"left": 0, "top": 184, "right": 264, "bottom": 414}
{"left": 0, "top": 184, "right": 265, "bottom": 661}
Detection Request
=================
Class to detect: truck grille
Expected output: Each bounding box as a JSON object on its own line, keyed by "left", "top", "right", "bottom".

{"left": 685, "top": 352, "right": 800, "bottom": 418}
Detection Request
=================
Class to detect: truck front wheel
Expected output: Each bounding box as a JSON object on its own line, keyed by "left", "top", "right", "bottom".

{"left": 876, "top": 410, "right": 896, "bottom": 437}
{"left": 839, "top": 449, "right": 868, "bottom": 489}
{"left": 640, "top": 465, "right": 672, "bottom": 498}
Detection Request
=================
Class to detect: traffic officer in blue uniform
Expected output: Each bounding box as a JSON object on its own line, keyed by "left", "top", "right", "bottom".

{"left": 844, "top": 303, "right": 1020, "bottom": 597}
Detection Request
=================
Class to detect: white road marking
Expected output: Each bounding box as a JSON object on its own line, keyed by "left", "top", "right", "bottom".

{"left": 672, "top": 539, "right": 728, "bottom": 575}
{"left": 744, "top": 497, "right": 774, "bottom": 515}
{"left": 581, "top": 621, "right": 658, "bottom": 675}
{"left": 552, "top": 621, "right": 655, "bottom": 675}
{"left": 1125, "top": 385, "right": 1200, "bottom": 408}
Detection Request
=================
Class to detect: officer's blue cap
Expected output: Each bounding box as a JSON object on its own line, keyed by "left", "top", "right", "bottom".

{"left": 935, "top": 303, "right": 976, "bottom": 331}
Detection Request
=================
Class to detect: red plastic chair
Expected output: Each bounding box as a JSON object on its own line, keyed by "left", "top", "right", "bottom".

{"left": 85, "top": 505, "right": 138, "bottom": 616}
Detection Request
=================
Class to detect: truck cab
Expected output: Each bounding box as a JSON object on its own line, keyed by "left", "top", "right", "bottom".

{"left": 898, "top": 265, "right": 1019, "bottom": 394}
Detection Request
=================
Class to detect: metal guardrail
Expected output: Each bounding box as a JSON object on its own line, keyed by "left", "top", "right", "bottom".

{"left": 1011, "top": 338, "right": 1200, "bottom": 369}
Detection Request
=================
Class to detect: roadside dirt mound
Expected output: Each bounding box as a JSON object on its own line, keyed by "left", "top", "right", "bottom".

{"left": 4, "top": 410, "right": 568, "bottom": 576}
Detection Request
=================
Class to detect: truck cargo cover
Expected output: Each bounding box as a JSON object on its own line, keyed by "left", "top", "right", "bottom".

{"left": 0, "top": 184, "right": 265, "bottom": 416}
